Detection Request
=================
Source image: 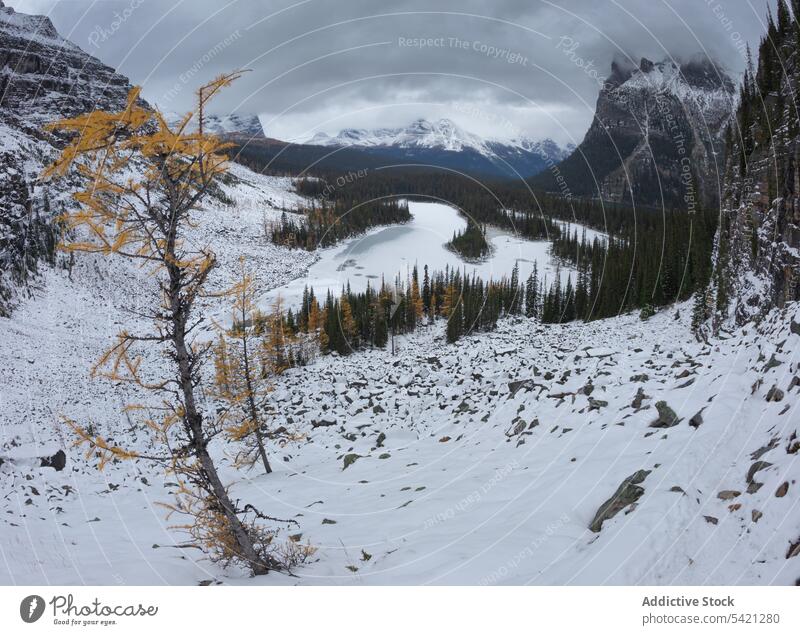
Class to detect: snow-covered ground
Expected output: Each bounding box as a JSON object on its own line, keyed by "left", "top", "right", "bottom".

{"left": 1, "top": 162, "right": 798, "bottom": 586}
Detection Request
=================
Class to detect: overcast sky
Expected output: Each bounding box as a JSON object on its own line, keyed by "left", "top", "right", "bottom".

{"left": 16, "top": 0, "right": 775, "bottom": 145}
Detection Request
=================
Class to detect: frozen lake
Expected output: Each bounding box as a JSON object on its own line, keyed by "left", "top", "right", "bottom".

{"left": 267, "top": 201, "right": 603, "bottom": 306}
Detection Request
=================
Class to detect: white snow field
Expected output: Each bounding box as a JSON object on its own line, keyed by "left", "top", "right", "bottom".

{"left": 0, "top": 162, "right": 798, "bottom": 586}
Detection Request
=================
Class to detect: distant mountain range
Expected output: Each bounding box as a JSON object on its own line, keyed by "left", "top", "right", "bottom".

{"left": 163, "top": 112, "right": 264, "bottom": 138}
{"left": 294, "top": 118, "right": 573, "bottom": 179}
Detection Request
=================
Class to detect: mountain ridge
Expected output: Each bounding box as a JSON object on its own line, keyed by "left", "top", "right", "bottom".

{"left": 291, "top": 117, "right": 572, "bottom": 179}
{"left": 532, "top": 54, "right": 736, "bottom": 208}
{"left": 0, "top": 0, "right": 140, "bottom": 315}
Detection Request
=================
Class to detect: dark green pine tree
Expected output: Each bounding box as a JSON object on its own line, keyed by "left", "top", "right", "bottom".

{"left": 422, "top": 264, "right": 431, "bottom": 316}
{"left": 509, "top": 262, "right": 521, "bottom": 315}
{"left": 525, "top": 265, "right": 538, "bottom": 318}
{"left": 562, "top": 275, "right": 576, "bottom": 322}
{"left": 777, "top": 0, "right": 791, "bottom": 36}
{"left": 446, "top": 299, "right": 463, "bottom": 343}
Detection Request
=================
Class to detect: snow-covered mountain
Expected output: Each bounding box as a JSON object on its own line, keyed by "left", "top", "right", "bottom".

{"left": 164, "top": 111, "right": 265, "bottom": 138}
{"left": 0, "top": 0, "right": 138, "bottom": 315}
{"left": 299, "top": 118, "right": 572, "bottom": 179}
{"left": 308, "top": 118, "right": 491, "bottom": 152}
{"left": 533, "top": 54, "right": 737, "bottom": 207}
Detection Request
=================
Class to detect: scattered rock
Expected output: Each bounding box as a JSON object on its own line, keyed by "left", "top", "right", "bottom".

{"left": 717, "top": 490, "right": 741, "bottom": 501}
{"left": 342, "top": 454, "right": 361, "bottom": 470}
{"left": 578, "top": 381, "right": 595, "bottom": 396}
{"left": 776, "top": 482, "right": 789, "bottom": 498}
{"left": 750, "top": 438, "right": 779, "bottom": 460}
{"left": 650, "top": 401, "right": 681, "bottom": 428}
{"left": 508, "top": 379, "right": 536, "bottom": 397}
{"left": 746, "top": 461, "right": 773, "bottom": 484}
{"left": 438, "top": 436, "right": 451, "bottom": 443}
{"left": 40, "top": 450, "right": 66, "bottom": 471}
{"left": 631, "top": 387, "right": 648, "bottom": 409}
{"left": 766, "top": 386, "right": 785, "bottom": 402}
{"left": 589, "top": 469, "right": 651, "bottom": 532}
{"left": 763, "top": 354, "right": 782, "bottom": 372}
{"left": 588, "top": 398, "right": 608, "bottom": 411}
{"left": 321, "top": 518, "right": 337, "bottom": 525}
{"left": 689, "top": 410, "right": 704, "bottom": 428}
{"left": 752, "top": 510, "right": 763, "bottom": 523}
{"left": 704, "top": 515, "right": 718, "bottom": 525}
{"left": 506, "top": 419, "right": 526, "bottom": 437}
{"left": 312, "top": 418, "right": 336, "bottom": 429}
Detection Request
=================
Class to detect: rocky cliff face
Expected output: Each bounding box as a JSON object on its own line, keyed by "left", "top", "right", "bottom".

{"left": 534, "top": 55, "right": 736, "bottom": 209}
{"left": 0, "top": 1, "right": 137, "bottom": 314}
{"left": 710, "top": 10, "right": 800, "bottom": 326}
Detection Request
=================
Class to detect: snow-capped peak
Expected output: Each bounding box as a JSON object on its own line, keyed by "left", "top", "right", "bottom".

{"left": 162, "top": 111, "right": 264, "bottom": 138}
{"left": 611, "top": 55, "right": 736, "bottom": 115}
{"left": 306, "top": 118, "right": 492, "bottom": 154}
{"left": 301, "top": 118, "right": 571, "bottom": 162}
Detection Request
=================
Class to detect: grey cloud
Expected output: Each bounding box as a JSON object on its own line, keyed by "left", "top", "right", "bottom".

{"left": 17, "top": 0, "right": 775, "bottom": 143}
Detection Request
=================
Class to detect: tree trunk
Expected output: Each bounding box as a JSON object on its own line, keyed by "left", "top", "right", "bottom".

{"left": 240, "top": 306, "right": 272, "bottom": 475}
{"left": 168, "top": 263, "right": 270, "bottom": 575}
{"left": 253, "top": 426, "right": 272, "bottom": 474}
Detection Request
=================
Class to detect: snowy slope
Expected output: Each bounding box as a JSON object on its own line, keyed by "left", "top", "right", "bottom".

{"left": 2, "top": 165, "right": 798, "bottom": 586}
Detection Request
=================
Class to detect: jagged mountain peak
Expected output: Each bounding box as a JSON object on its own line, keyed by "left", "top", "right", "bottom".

{"left": 610, "top": 53, "right": 735, "bottom": 96}
{"left": 0, "top": 2, "right": 134, "bottom": 128}
{"left": 309, "top": 117, "right": 490, "bottom": 153}
{"left": 0, "top": 1, "right": 63, "bottom": 43}
{"left": 532, "top": 52, "right": 736, "bottom": 207}
{"left": 162, "top": 111, "right": 264, "bottom": 138}
{"left": 296, "top": 118, "right": 571, "bottom": 178}
{"left": 302, "top": 118, "right": 568, "bottom": 158}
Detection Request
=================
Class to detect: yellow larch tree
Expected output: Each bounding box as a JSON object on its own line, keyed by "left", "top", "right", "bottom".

{"left": 44, "top": 72, "right": 286, "bottom": 576}
{"left": 212, "top": 259, "right": 274, "bottom": 475}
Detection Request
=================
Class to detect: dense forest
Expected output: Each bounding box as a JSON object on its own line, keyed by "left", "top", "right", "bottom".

{"left": 447, "top": 220, "right": 491, "bottom": 260}
{"left": 276, "top": 255, "right": 616, "bottom": 355}
{"left": 269, "top": 197, "right": 410, "bottom": 249}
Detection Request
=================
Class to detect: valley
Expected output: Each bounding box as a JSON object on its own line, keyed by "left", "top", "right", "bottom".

{"left": 266, "top": 199, "right": 602, "bottom": 309}
{"left": 0, "top": 0, "right": 799, "bottom": 593}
